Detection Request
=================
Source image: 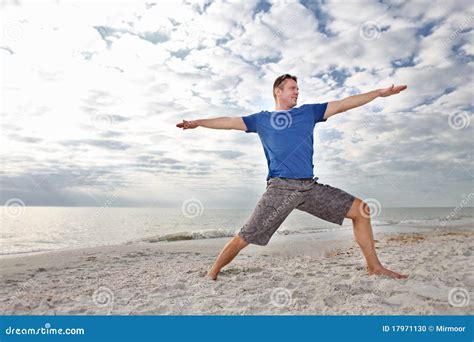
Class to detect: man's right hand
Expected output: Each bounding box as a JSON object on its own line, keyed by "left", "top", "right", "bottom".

{"left": 176, "top": 117, "right": 247, "bottom": 130}
{"left": 176, "top": 119, "right": 198, "bottom": 130}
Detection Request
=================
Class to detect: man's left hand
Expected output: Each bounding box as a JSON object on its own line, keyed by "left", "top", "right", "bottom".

{"left": 379, "top": 84, "right": 408, "bottom": 97}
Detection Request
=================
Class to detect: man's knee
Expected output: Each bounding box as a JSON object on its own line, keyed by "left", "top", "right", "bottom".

{"left": 233, "top": 234, "right": 249, "bottom": 249}
{"left": 346, "top": 198, "right": 371, "bottom": 221}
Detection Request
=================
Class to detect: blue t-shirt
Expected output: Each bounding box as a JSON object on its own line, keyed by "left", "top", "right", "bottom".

{"left": 242, "top": 103, "right": 328, "bottom": 180}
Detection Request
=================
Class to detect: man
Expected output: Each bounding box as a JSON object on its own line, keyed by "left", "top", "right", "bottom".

{"left": 177, "top": 74, "right": 408, "bottom": 280}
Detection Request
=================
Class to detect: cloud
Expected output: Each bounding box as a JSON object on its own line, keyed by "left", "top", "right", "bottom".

{"left": 190, "top": 149, "right": 244, "bottom": 159}
{"left": 1, "top": 0, "right": 472, "bottom": 207}
{"left": 7, "top": 133, "right": 43, "bottom": 143}
{"left": 59, "top": 139, "right": 131, "bottom": 150}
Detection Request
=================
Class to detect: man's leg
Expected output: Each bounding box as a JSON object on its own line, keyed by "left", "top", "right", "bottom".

{"left": 207, "top": 179, "right": 302, "bottom": 281}
{"left": 206, "top": 235, "right": 249, "bottom": 280}
{"left": 346, "top": 198, "right": 408, "bottom": 279}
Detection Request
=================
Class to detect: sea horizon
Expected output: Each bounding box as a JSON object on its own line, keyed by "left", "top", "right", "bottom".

{"left": 1, "top": 206, "right": 473, "bottom": 257}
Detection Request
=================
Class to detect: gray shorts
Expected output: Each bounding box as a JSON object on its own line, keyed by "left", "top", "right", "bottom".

{"left": 238, "top": 177, "right": 356, "bottom": 246}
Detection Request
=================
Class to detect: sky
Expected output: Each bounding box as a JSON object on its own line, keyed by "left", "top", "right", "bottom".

{"left": 0, "top": 0, "right": 473, "bottom": 209}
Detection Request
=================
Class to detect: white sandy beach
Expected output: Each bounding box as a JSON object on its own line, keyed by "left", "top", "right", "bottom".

{"left": 0, "top": 228, "right": 472, "bottom": 315}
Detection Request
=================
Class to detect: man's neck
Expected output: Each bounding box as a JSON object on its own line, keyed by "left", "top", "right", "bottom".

{"left": 275, "top": 103, "right": 294, "bottom": 111}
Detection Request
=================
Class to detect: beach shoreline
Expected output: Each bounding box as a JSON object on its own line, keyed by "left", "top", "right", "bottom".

{"left": 1, "top": 227, "right": 472, "bottom": 315}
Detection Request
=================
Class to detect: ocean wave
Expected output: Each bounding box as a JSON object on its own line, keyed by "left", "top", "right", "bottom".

{"left": 369, "top": 217, "right": 473, "bottom": 228}
{"left": 399, "top": 217, "right": 473, "bottom": 227}
{"left": 372, "top": 220, "right": 400, "bottom": 226}
{"left": 0, "top": 248, "right": 55, "bottom": 256}
{"left": 267, "top": 217, "right": 474, "bottom": 235}
{"left": 142, "top": 229, "right": 237, "bottom": 243}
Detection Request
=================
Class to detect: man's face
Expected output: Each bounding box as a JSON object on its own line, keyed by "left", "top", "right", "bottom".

{"left": 277, "top": 79, "right": 299, "bottom": 108}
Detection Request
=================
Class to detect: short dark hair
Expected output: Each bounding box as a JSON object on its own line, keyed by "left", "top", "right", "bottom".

{"left": 273, "top": 74, "right": 297, "bottom": 100}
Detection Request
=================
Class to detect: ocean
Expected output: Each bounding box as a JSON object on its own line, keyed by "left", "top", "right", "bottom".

{"left": 1, "top": 207, "right": 473, "bottom": 257}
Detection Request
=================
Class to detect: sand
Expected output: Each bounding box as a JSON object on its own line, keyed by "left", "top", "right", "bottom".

{"left": 0, "top": 228, "right": 472, "bottom": 315}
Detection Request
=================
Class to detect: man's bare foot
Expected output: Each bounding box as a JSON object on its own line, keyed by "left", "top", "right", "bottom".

{"left": 206, "top": 270, "right": 218, "bottom": 281}
{"left": 368, "top": 266, "right": 408, "bottom": 279}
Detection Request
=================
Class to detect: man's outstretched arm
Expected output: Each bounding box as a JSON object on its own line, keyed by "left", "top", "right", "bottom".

{"left": 324, "top": 84, "right": 407, "bottom": 120}
{"left": 176, "top": 117, "right": 247, "bottom": 131}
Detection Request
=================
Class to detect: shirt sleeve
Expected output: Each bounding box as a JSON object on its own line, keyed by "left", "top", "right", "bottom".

{"left": 241, "top": 112, "right": 260, "bottom": 133}
{"left": 307, "top": 103, "right": 328, "bottom": 124}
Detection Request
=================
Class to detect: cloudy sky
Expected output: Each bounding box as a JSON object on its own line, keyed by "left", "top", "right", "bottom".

{"left": 1, "top": 0, "right": 473, "bottom": 209}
